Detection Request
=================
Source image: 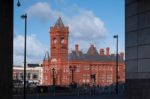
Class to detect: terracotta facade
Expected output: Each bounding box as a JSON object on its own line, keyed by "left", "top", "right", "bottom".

{"left": 42, "top": 17, "right": 125, "bottom": 86}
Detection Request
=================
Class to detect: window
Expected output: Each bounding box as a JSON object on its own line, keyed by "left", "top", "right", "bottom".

{"left": 20, "top": 73, "right": 24, "bottom": 79}
{"left": 82, "top": 79, "right": 85, "bottom": 83}
{"left": 105, "top": 66, "right": 108, "bottom": 71}
{"left": 66, "top": 68, "right": 69, "bottom": 72}
{"left": 102, "top": 66, "right": 105, "bottom": 70}
{"left": 82, "top": 78, "right": 89, "bottom": 83}
{"left": 76, "top": 65, "right": 80, "bottom": 72}
{"left": 83, "top": 74, "right": 90, "bottom": 78}
{"left": 83, "top": 65, "right": 90, "bottom": 70}
{"left": 33, "top": 73, "right": 38, "bottom": 79}
{"left": 83, "top": 74, "right": 86, "bottom": 78}
{"left": 63, "top": 66, "right": 67, "bottom": 72}
{"left": 27, "top": 73, "right": 30, "bottom": 80}
{"left": 110, "top": 67, "right": 113, "bottom": 71}
{"left": 95, "top": 66, "right": 97, "bottom": 70}
{"left": 108, "top": 66, "right": 111, "bottom": 71}
{"left": 99, "top": 66, "right": 102, "bottom": 70}
{"left": 45, "top": 76, "right": 47, "bottom": 80}
{"left": 63, "top": 66, "right": 69, "bottom": 72}
{"left": 99, "top": 74, "right": 105, "bottom": 82}
{"left": 118, "top": 66, "right": 120, "bottom": 71}
{"left": 106, "top": 74, "right": 112, "bottom": 83}
{"left": 91, "top": 66, "right": 95, "bottom": 70}
{"left": 86, "top": 79, "right": 90, "bottom": 83}
{"left": 63, "top": 68, "right": 65, "bottom": 72}
{"left": 16, "top": 73, "right": 19, "bottom": 79}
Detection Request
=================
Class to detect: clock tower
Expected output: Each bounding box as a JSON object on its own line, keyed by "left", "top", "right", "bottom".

{"left": 49, "top": 17, "right": 69, "bottom": 85}
{"left": 50, "top": 16, "right": 69, "bottom": 61}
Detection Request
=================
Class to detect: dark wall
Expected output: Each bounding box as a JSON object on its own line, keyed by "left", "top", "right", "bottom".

{"left": 0, "top": 0, "right": 13, "bottom": 99}
{"left": 125, "top": 0, "right": 150, "bottom": 99}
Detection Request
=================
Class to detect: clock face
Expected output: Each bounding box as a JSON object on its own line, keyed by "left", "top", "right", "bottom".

{"left": 53, "top": 38, "right": 57, "bottom": 44}
{"left": 60, "top": 37, "right": 65, "bottom": 44}
{"left": 61, "top": 39, "right": 64, "bottom": 44}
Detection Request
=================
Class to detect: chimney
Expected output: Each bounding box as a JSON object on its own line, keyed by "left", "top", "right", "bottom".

{"left": 106, "top": 47, "right": 110, "bottom": 56}
{"left": 120, "top": 52, "right": 124, "bottom": 59}
{"left": 100, "top": 48, "right": 104, "bottom": 55}
{"left": 75, "top": 44, "right": 79, "bottom": 51}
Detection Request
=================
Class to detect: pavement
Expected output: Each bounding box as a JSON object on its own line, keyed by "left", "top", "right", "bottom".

{"left": 13, "top": 94, "right": 125, "bottom": 99}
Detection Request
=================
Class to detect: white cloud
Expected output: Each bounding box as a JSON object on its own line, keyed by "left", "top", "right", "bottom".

{"left": 26, "top": 2, "right": 108, "bottom": 52}
{"left": 26, "top": 2, "right": 57, "bottom": 23}
{"left": 64, "top": 9, "right": 107, "bottom": 40}
{"left": 26, "top": 2, "right": 107, "bottom": 40}
{"left": 14, "top": 34, "right": 46, "bottom": 65}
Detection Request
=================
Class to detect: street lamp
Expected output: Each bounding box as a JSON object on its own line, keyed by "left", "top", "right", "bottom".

{"left": 17, "top": 0, "right": 21, "bottom": 7}
{"left": 69, "top": 65, "right": 76, "bottom": 83}
{"left": 21, "top": 14, "right": 27, "bottom": 99}
{"left": 52, "top": 68, "right": 56, "bottom": 86}
{"left": 113, "top": 35, "right": 118, "bottom": 95}
{"left": 51, "top": 67, "right": 56, "bottom": 96}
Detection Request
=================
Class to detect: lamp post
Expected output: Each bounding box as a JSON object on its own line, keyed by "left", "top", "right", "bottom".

{"left": 69, "top": 65, "right": 76, "bottom": 83}
{"left": 52, "top": 68, "right": 56, "bottom": 86}
{"left": 51, "top": 67, "right": 56, "bottom": 96}
{"left": 21, "top": 14, "right": 27, "bottom": 99}
{"left": 17, "top": 0, "right": 21, "bottom": 7}
{"left": 113, "top": 35, "right": 118, "bottom": 95}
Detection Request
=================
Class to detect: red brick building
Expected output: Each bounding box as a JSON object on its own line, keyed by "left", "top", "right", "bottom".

{"left": 42, "top": 17, "right": 125, "bottom": 86}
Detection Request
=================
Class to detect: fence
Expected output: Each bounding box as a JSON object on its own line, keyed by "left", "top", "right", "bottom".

{"left": 13, "top": 84, "right": 125, "bottom": 96}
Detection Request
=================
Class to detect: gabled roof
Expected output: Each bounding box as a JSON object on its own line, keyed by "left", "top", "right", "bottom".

{"left": 54, "top": 16, "right": 64, "bottom": 28}
{"left": 43, "top": 51, "right": 50, "bottom": 61}
{"left": 87, "top": 45, "right": 99, "bottom": 56}
{"left": 68, "top": 49, "right": 124, "bottom": 62}
{"left": 68, "top": 52, "right": 124, "bottom": 62}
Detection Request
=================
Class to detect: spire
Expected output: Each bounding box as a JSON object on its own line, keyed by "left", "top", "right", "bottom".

{"left": 43, "top": 51, "right": 50, "bottom": 61}
{"left": 54, "top": 16, "right": 64, "bottom": 28}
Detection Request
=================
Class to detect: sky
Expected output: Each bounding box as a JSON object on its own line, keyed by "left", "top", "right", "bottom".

{"left": 14, "top": 0, "right": 125, "bottom": 66}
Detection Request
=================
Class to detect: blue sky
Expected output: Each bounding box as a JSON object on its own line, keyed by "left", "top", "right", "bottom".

{"left": 14, "top": 0, "right": 124, "bottom": 65}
